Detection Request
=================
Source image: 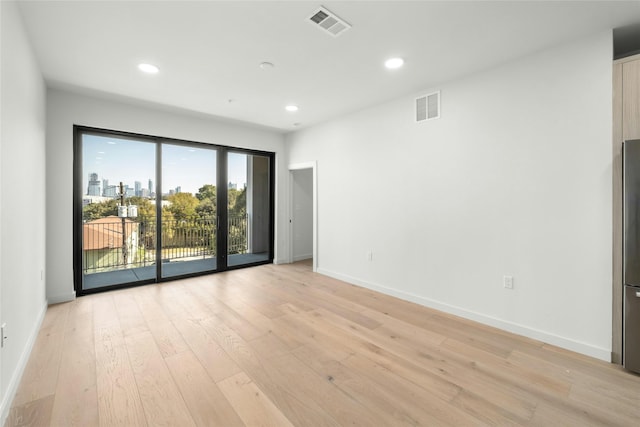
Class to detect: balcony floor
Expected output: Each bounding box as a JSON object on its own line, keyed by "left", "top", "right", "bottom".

{"left": 83, "top": 252, "right": 269, "bottom": 290}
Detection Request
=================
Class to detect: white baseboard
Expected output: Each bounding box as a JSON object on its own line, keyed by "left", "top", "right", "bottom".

{"left": 0, "top": 299, "right": 48, "bottom": 426}
{"left": 317, "top": 268, "right": 610, "bottom": 362}
{"left": 292, "top": 253, "right": 312, "bottom": 262}
{"left": 47, "top": 291, "right": 75, "bottom": 305}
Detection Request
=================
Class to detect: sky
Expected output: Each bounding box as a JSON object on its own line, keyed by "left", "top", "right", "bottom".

{"left": 82, "top": 134, "right": 250, "bottom": 195}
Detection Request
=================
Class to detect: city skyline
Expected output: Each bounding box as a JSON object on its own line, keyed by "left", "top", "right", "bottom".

{"left": 86, "top": 172, "right": 245, "bottom": 198}
{"left": 83, "top": 134, "right": 248, "bottom": 196}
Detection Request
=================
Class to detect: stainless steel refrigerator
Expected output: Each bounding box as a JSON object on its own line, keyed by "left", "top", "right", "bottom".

{"left": 623, "top": 139, "right": 640, "bottom": 373}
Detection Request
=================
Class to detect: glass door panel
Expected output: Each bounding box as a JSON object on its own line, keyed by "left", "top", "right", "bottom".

{"left": 81, "top": 133, "right": 156, "bottom": 290}
{"left": 227, "top": 152, "right": 271, "bottom": 267}
{"left": 161, "top": 144, "right": 217, "bottom": 278}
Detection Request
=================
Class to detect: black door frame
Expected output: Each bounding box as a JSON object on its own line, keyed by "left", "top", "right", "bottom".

{"left": 73, "top": 125, "right": 275, "bottom": 295}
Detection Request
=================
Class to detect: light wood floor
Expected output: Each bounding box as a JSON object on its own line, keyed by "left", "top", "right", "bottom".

{"left": 6, "top": 260, "right": 640, "bottom": 426}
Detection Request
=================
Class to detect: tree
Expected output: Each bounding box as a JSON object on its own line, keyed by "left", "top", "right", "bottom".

{"left": 196, "top": 199, "right": 216, "bottom": 218}
{"left": 196, "top": 184, "right": 216, "bottom": 202}
{"left": 227, "top": 188, "right": 247, "bottom": 219}
{"left": 125, "top": 196, "right": 155, "bottom": 222}
{"left": 82, "top": 199, "right": 118, "bottom": 221}
{"left": 167, "top": 192, "right": 199, "bottom": 220}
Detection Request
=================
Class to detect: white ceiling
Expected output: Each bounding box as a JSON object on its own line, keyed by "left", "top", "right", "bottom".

{"left": 17, "top": 1, "right": 640, "bottom": 132}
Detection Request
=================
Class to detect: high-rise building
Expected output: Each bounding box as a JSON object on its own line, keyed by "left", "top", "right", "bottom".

{"left": 104, "top": 185, "right": 117, "bottom": 198}
{"left": 148, "top": 179, "right": 153, "bottom": 194}
{"left": 135, "top": 181, "right": 142, "bottom": 197}
{"left": 87, "top": 173, "right": 100, "bottom": 196}
{"left": 228, "top": 181, "right": 237, "bottom": 190}
{"left": 101, "top": 178, "right": 109, "bottom": 196}
{"left": 176, "top": 186, "right": 181, "bottom": 193}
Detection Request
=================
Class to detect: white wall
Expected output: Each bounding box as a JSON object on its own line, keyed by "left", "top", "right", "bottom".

{"left": 46, "top": 89, "right": 286, "bottom": 303}
{"left": 291, "top": 168, "right": 313, "bottom": 261}
{"left": 0, "top": 1, "right": 48, "bottom": 422}
{"left": 286, "top": 31, "right": 614, "bottom": 360}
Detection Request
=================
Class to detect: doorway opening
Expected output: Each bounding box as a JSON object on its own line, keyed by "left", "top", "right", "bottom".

{"left": 289, "top": 162, "right": 317, "bottom": 272}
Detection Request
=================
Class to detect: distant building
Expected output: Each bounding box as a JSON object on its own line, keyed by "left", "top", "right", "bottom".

{"left": 82, "top": 195, "right": 113, "bottom": 206}
{"left": 176, "top": 186, "right": 181, "bottom": 193}
{"left": 169, "top": 189, "right": 175, "bottom": 196}
{"left": 140, "top": 188, "right": 150, "bottom": 198}
{"left": 87, "top": 172, "right": 100, "bottom": 196}
{"left": 148, "top": 179, "right": 153, "bottom": 194}
{"left": 83, "top": 216, "right": 139, "bottom": 271}
{"left": 228, "top": 181, "right": 237, "bottom": 190}
{"left": 104, "top": 185, "right": 117, "bottom": 198}
{"left": 135, "top": 181, "right": 142, "bottom": 197}
{"left": 101, "top": 178, "right": 109, "bottom": 196}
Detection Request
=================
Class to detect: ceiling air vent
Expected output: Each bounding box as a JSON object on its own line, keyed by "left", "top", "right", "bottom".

{"left": 416, "top": 91, "right": 440, "bottom": 122}
{"left": 308, "top": 6, "right": 351, "bottom": 37}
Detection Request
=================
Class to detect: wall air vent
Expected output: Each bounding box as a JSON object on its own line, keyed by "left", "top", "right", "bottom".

{"left": 416, "top": 91, "right": 440, "bottom": 122}
{"left": 308, "top": 6, "right": 351, "bottom": 37}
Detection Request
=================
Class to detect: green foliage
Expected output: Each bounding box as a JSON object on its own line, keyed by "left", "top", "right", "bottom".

{"left": 126, "top": 196, "right": 155, "bottom": 221}
{"left": 196, "top": 184, "right": 216, "bottom": 202}
{"left": 195, "top": 184, "right": 217, "bottom": 218}
{"left": 82, "top": 191, "right": 245, "bottom": 222}
{"left": 82, "top": 197, "right": 157, "bottom": 222}
{"left": 228, "top": 188, "right": 246, "bottom": 218}
{"left": 166, "top": 192, "right": 199, "bottom": 220}
{"left": 83, "top": 199, "right": 118, "bottom": 221}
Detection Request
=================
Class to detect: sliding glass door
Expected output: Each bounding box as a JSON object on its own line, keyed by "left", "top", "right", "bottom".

{"left": 74, "top": 127, "right": 274, "bottom": 294}
{"left": 161, "top": 143, "right": 217, "bottom": 278}
{"left": 79, "top": 133, "right": 157, "bottom": 290}
{"left": 227, "top": 152, "right": 272, "bottom": 267}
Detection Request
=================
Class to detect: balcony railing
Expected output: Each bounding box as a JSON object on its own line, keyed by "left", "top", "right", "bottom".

{"left": 82, "top": 214, "right": 249, "bottom": 275}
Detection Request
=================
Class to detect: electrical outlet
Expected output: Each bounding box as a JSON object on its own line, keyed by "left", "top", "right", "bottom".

{"left": 1, "top": 323, "right": 6, "bottom": 348}
{"left": 503, "top": 275, "right": 514, "bottom": 290}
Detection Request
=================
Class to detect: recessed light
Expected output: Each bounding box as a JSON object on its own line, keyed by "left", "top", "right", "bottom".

{"left": 138, "top": 63, "right": 159, "bottom": 74}
{"left": 260, "top": 62, "right": 275, "bottom": 70}
{"left": 384, "top": 57, "right": 404, "bottom": 69}
{"left": 285, "top": 105, "right": 299, "bottom": 112}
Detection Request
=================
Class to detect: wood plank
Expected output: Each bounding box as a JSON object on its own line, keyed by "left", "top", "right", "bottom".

{"left": 113, "top": 290, "right": 149, "bottom": 337}
{"left": 49, "top": 302, "right": 98, "bottom": 427}
{"left": 290, "top": 345, "right": 427, "bottom": 426}
{"left": 164, "top": 351, "right": 244, "bottom": 427}
{"left": 94, "top": 323, "right": 147, "bottom": 427}
{"left": 262, "top": 352, "right": 381, "bottom": 426}
{"left": 218, "top": 372, "right": 295, "bottom": 427}
{"left": 124, "top": 330, "right": 196, "bottom": 426}
{"left": 5, "top": 395, "right": 55, "bottom": 427}
{"left": 199, "top": 316, "right": 342, "bottom": 426}
{"left": 276, "top": 305, "right": 461, "bottom": 403}
{"left": 12, "top": 306, "right": 68, "bottom": 407}
{"left": 308, "top": 307, "right": 537, "bottom": 420}
{"left": 171, "top": 316, "right": 242, "bottom": 383}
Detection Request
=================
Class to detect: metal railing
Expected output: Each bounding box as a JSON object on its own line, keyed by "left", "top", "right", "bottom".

{"left": 82, "top": 214, "right": 248, "bottom": 274}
